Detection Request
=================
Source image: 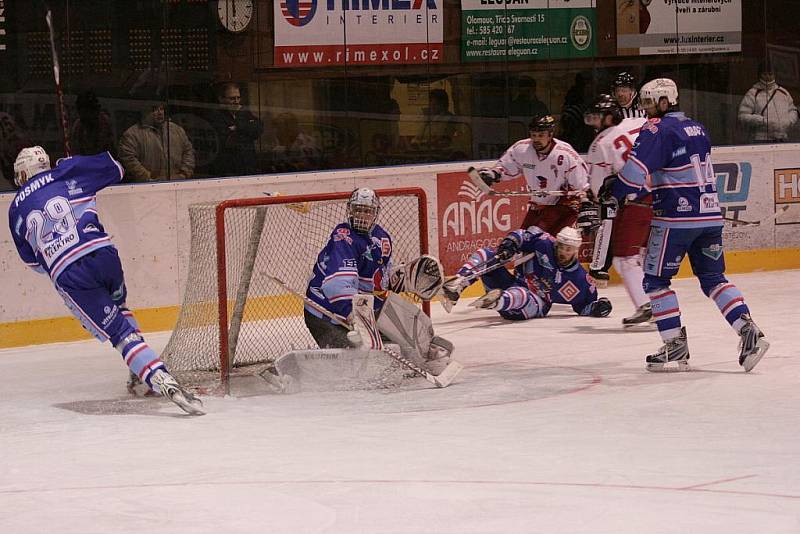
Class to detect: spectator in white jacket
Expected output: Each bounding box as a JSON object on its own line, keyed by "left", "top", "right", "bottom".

{"left": 738, "top": 63, "right": 798, "bottom": 143}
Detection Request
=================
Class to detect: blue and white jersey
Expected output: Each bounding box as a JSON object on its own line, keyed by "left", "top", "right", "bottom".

{"left": 8, "top": 152, "right": 124, "bottom": 280}
{"left": 613, "top": 112, "right": 722, "bottom": 229}
{"left": 512, "top": 228, "right": 598, "bottom": 315}
{"left": 305, "top": 222, "right": 394, "bottom": 323}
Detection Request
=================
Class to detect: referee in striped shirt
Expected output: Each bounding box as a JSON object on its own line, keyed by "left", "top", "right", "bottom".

{"left": 612, "top": 72, "right": 646, "bottom": 119}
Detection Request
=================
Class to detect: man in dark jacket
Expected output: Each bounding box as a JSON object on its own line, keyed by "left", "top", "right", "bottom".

{"left": 208, "top": 83, "right": 264, "bottom": 177}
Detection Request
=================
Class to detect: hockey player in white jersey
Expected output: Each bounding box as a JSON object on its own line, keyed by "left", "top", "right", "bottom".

{"left": 475, "top": 115, "right": 589, "bottom": 235}
{"left": 580, "top": 94, "right": 652, "bottom": 326}
{"left": 582, "top": 95, "right": 650, "bottom": 319}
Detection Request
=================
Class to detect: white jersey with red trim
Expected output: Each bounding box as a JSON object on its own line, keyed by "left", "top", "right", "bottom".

{"left": 492, "top": 138, "right": 589, "bottom": 206}
{"left": 585, "top": 117, "right": 647, "bottom": 197}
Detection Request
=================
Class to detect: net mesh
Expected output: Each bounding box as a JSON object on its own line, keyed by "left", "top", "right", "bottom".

{"left": 160, "top": 191, "right": 424, "bottom": 392}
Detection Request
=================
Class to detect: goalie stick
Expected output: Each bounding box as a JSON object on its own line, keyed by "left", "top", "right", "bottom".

{"left": 723, "top": 205, "right": 789, "bottom": 227}
{"left": 467, "top": 167, "right": 582, "bottom": 198}
{"left": 266, "top": 275, "right": 463, "bottom": 388}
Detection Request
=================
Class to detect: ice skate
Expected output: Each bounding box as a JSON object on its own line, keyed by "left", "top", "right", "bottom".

{"left": 469, "top": 288, "right": 503, "bottom": 310}
{"left": 646, "top": 327, "right": 690, "bottom": 372}
{"left": 737, "top": 314, "right": 769, "bottom": 372}
{"left": 440, "top": 275, "right": 471, "bottom": 312}
{"left": 150, "top": 369, "right": 205, "bottom": 415}
{"left": 126, "top": 370, "right": 156, "bottom": 397}
{"left": 623, "top": 303, "right": 653, "bottom": 327}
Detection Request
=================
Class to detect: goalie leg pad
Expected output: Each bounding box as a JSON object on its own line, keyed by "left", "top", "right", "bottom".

{"left": 350, "top": 294, "right": 383, "bottom": 350}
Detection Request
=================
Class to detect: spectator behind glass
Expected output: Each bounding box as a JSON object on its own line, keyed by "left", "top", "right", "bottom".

{"left": 208, "top": 82, "right": 264, "bottom": 177}
{"left": 560, "top": 72, "right": 595, "bottom": 153}
{"left": 510, "top": 76, "right": 549, "bottom": 118}
{"left": 738, "top": 62, "right": 799, "bottom": 143}
{"left": 70, "top": 91, "right": 116, "bottom": 157}
{"left": 412, "top": 89, "right": 458, "bottom": 150}
{"left": 272, "top": 112, "right": 322, "bottom": 172}
{"left": 118, "top": 102, "right": 195, "bottom": 182}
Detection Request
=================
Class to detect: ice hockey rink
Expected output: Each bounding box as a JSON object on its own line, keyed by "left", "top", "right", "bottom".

{"left": 1, "top": 269, "right": 798, "bottom": 534}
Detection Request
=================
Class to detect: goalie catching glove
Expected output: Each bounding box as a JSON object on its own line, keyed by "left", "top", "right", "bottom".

{"left": 388, "top": 255, "right": 444, "bottom": 301}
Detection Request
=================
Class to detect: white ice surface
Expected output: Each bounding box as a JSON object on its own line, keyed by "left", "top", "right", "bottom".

{"left": 1, "top": 270, "right": 799, "bottom": 533}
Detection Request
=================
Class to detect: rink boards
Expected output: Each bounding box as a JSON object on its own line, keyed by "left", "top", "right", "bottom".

{"left": 1, "top": 143, "right": 799, "bottom": 347}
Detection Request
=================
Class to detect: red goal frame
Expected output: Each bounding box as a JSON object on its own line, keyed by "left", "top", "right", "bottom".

{"left": 214, "top": 187, "right": 430, "bottom": 391}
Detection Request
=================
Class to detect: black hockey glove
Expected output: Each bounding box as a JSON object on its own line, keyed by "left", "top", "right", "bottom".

{"left": 577, "top": 201, "right": 600, "bottom": 232}
{"left": 478, "top": 168, "right": 501, "bottom": 186}
{"left": 599, "top": 196, "right": 619, "bottom": 220}
{"left": 597, "top": 175, "right": 618, "bottom": 201}
{"left": 588, "top": 297, "right": 613, "bottom": 317}
{"left": 495, "top": 235, "right": 520, "bottom": 262}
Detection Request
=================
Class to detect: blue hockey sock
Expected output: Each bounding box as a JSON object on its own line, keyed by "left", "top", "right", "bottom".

{"left": 648, "top": 289, "right": 682, "bottom": 340}
{"left": 115, "top": 332, "right": 166, "bottom": 389}
{"left": 708, "top": 283, "right": 750, "bottom": 329}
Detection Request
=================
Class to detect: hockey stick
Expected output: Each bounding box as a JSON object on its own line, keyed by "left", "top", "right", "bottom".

{"left": 45, "top": 8, "right": 71, "bottom": 157}
{"left": 465, "top": 251, "right": 535, "bottom": 282}
{"left": 723, "top": 205, "right": 789, "bottom": 227}
{"left": 266, "top": 275, "right": 463, "bottom": 388}
{"left": 467, "top": 167, "right": 580, "bottom": 198}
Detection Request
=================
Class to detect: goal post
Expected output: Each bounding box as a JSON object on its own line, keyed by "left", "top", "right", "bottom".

{"left": 161, "top": 187, "right": 430, "bottom": 394}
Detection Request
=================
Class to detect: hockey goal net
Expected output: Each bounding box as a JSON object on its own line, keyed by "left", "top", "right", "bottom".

{"left": 160, "top": 188, "right": 429, "bottom": 393}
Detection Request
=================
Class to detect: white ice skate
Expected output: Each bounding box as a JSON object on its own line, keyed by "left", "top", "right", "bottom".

{"left": 468, "top": 288, "right": 503, "bottom": 310}
{"left": 150, "top": 369, "right": 205, "bottom": 415}
{"left": 646, "top": 327, "right": 690, "bottom": 372}
{"left": 440, "top": 275, "right": 471, "bottom": 312}
{"left": 738, "top": 314, "right": 769, "bottom": 372}
{"left": 623, "top": 303, "right": 653, "bottom": 328}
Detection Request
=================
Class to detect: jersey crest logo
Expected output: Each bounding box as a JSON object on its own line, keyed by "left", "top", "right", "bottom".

{"left": 380, "top": 237, "right": 391, "bottom": 257}
{"left": 66, "top": 179, "right": 83, "bottom": 195}
{"left": 701, "top": 243, "right": 723, "bottom": 261}
{"left": 537, "top": 176, "right": 548, "bottom": 189}
{"left": 557, "top": 280, "right": 579, "bottom": 302}
{"left": 333, "top": 227, "right": 352, "bottom": 244}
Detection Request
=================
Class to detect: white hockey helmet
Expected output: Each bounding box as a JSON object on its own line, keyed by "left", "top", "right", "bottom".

{"left": 556, "top": 226, "right": 583, "bottom": 248}
{"left": 555, "top": 226, "right": 582, "bottom": 266}
{"left": 14, "top": 146, "right": 51, "bottom": 187}
{"left": 347, "top": 187, "right": 380, "bottom": 234}
{"left": 639, "top": 78, "right": 678, "bottom": 110}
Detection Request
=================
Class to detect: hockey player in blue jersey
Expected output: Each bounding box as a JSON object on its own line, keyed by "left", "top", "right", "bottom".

{"left": 304, "top": 187, "right": 444, "bottom": 348}
{"left": 442, "top": 226, "right": 612, "bottom": 320}
{"left": 602, "top": 78, "right": 769, "bottom": 372}
{"left": 8, "top": 147, "right": 204, "bottom": 414}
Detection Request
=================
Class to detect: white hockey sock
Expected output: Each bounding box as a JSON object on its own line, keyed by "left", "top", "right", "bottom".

{"left": 613, "top": 255, "right": 649, "bottom": 309}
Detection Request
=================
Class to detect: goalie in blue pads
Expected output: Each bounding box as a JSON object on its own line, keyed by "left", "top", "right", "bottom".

{"left": 304, "top": 187, "right": 445, "bottom": 349}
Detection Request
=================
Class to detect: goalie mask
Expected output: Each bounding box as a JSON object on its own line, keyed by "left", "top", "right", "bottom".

{"left": 14, "top": 146, "right": 51, "bottom": 187}
{"left": 347, "top": 187, "right": 380, "bottom": 234}
{"left": 555, "top": 227, "right": 582, "bottom": 267}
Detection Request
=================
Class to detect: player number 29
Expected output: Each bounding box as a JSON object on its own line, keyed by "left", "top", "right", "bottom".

{"left": 26, "top": 196, "right": 77, "bottom": 245}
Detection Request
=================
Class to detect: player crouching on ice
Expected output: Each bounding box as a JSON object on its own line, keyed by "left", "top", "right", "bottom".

{"left": 7, "top": 147, "right": 203, "bottom": 415}
{"left": 442, "top": 226, "right": 612, "bottom": 320}
{"left": 266, "top": 187, "right": 461, "bottom": 390}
